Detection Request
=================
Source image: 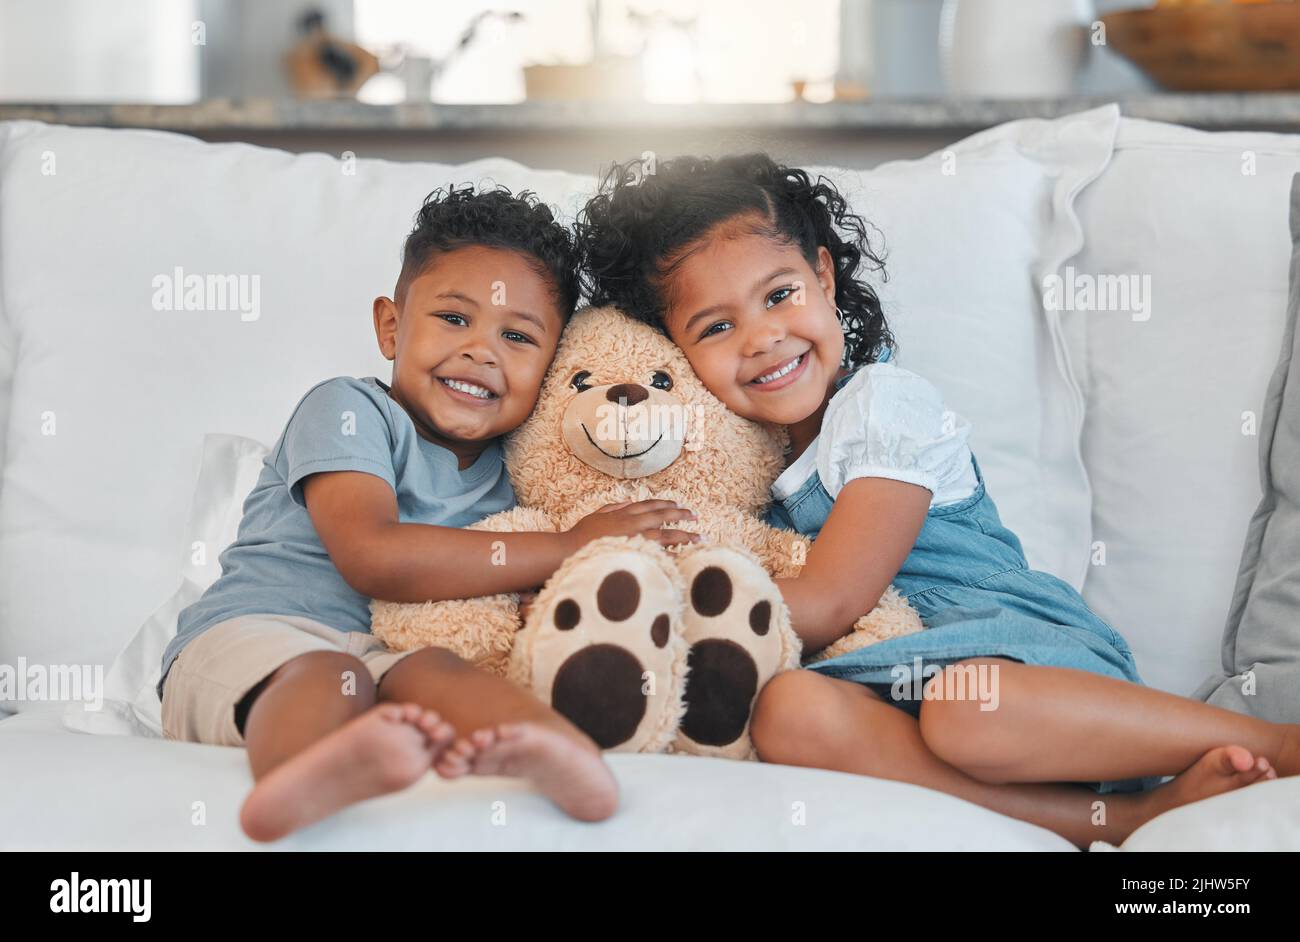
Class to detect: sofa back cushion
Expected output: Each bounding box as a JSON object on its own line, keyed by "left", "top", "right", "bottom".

{"left": 1066, "top": 118, "right": 1300, "bottom": 695}
{"left": 0, "top": 111, "right": 1115, "bottom": 709}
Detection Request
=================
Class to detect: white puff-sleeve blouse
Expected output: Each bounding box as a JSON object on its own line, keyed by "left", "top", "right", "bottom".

{"left": 770, "top": 362, "right": 979, "bottom": 509}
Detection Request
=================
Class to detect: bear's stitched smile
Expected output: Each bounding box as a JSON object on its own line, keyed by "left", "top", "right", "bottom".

{"left": 580, "top": 423, "right": 664, "bottom": 460}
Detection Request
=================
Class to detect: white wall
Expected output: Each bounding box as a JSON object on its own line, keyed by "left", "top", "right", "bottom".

{"left": 0, "top": 0, "right": 200, "bottom": 102}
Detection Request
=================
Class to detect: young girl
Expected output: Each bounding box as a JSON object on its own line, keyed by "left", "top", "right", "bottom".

{"left": 575, "top": 153, "right": 1300, "bottom": 848}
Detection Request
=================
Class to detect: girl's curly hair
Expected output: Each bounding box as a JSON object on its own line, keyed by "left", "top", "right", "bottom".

{"left": 574, "top": 152, "right": 895, "bottom": 369}
{"left": 397, "top": 183, "right": 581, "bottom": 319}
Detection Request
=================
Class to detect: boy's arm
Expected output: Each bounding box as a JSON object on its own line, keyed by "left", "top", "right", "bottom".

{"left": 303, "top": 471, "right": 695, "bottom": 603}
{"left": 774, "top": 476, "right": 929, "bottom": 652}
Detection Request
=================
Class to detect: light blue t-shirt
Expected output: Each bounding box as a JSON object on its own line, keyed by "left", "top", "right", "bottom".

{"left": 158, "top": 376, "right": 515, "bottom": 699}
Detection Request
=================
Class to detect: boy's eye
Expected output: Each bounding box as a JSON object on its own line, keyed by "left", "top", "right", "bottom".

{"left": 571, "top": 370, "right": 593, "bottom": 391}
{"left": 650, "top": 370, "right": 672, "bottom": 390}
{"left": 437, "top": 312, "right": 466, "bottom": 325}
{"left": 766, "top": 286, "right": 795, "bottom": 308}
{"left": 504, "top": 330, "right": 534, "bottom": 345}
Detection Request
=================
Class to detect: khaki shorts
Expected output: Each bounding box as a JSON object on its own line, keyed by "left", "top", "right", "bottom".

{"left": 160, "top": 613, "right": 416, "bottom": 747}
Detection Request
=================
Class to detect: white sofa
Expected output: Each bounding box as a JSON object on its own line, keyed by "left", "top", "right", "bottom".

{"left": 3, "top": 105, "right": 1299, "bottom": 851}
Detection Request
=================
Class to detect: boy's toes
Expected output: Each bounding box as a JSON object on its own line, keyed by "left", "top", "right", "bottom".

{"left": 471, "top": 727, "right": 498, "bottom": 751}
{"left": 435, "top": 755, "right": 469, "bottom": 778}
{"left": 435, "top": 737, "right": 477, "bottom": 778}
{"left": 415, "top": 710, "right": 453, "bottom": 743}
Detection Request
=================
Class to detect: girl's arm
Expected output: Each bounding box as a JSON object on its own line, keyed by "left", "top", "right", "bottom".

{"left": 302, "top": 470, "right": 698, "bottom": 602}
{"left": 774, "top": 475, "right": 930, "bottom": 652}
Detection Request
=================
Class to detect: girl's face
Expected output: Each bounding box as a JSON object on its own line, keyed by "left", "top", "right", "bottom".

{"left": 661, "top": 226, "right": 845, "bottom": 428}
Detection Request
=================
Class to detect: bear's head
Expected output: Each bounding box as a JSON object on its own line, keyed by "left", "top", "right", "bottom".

{"left": 504, "top": 305, "right": 790, "bottom": 519}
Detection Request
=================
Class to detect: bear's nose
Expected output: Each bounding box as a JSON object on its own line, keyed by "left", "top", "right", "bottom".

{"left": 605, "top": 384, "right": 648, "bottom": 406}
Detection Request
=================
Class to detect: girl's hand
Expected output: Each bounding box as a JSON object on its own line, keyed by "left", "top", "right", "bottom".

{"left": 562, "top": 498, "right": 700, "bottom": 553}
{"left": 517, "top": 589, "right": 540, "bottom": 624}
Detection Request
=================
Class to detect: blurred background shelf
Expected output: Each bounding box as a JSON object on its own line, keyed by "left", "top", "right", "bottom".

{"left": 7, "top": 0, "right": 1300, "bottom": 171}
{"left": 7, "top": 94, "right": 1300, "bottom": 135}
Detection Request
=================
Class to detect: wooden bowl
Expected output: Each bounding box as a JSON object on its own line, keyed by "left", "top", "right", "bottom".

{"left": 1101, "top": 3, "right": 1300, "bottom": 91}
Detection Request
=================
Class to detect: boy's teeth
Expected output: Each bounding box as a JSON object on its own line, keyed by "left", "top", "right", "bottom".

{"left": 441, "top": 378, "right": 495, "bottom": 399}
{"left": 753, "top": 353, "right": 803, "bottom": 385}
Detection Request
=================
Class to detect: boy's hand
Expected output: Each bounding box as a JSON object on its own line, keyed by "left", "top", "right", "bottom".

{"left": 562, "top": 499, "right": 699, "bottom": 553}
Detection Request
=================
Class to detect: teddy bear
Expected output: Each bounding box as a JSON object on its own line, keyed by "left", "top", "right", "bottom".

{"left": 371, "top": 305, "right": 923, "bottom": 759}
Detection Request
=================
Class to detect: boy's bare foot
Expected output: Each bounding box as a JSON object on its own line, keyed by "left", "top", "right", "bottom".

{"left": 449, "top": 722, "right": 619, "bottom": 822}
{"left": 239, "top": 702, "right": 455, "bottom": 842}
{"left": 1107, "top": 744, "right": 1276, "bottom": 843}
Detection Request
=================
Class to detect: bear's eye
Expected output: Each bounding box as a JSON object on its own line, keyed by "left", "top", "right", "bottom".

{"left": 571, "top": 370, "right": 593, "bottom": 392}
{"left": 650, "top": 370, "right": 672, "bottom": 391}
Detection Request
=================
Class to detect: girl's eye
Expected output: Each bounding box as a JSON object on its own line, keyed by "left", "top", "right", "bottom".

{"left": 571, "top": 370, "right": 593, "bottom": 391}
{"left": 701, "top": 321, "right": 731, "bottom": 339}
{"left": 766, "top": 286, "right": 795, "bottom": 308}
{"left": 650, "top": 370, "right": 672, "bottom": 390}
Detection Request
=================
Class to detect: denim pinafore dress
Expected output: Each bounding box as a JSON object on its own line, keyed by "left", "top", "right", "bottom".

{"left": 764, "top": 356, "right": 1162, "bottom": 794}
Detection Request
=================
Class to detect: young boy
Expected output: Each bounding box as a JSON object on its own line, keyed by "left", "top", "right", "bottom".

{"left": 157, "top": 184, "right": 698, "bottom": 842}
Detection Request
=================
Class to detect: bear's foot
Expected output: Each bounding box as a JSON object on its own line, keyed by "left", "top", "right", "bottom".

{"left": 510, "top": 535, "right": 689, "bottom": 753}
{"left": 670, "top": 544, "right": 801, "bottom": 760}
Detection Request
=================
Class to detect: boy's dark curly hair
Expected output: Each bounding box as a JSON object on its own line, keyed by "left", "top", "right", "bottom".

{"left": 396, "top": 183, "right": 581, "bottom": 320}
{"left": 574, "top": 153, "right": 895, "bottom": 370}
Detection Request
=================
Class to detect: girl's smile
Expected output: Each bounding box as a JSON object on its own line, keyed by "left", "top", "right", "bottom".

{"left": 660, "top": 224, "right": 846, "bottom": 453}
{"left": 747, "top": 349, "right": 810, "bottom": 391}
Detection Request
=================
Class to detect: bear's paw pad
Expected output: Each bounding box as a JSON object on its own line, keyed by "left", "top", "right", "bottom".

{"left": 518, "top": 548, "right": 686, "bottom": 753}
{"left": 672, "top": 546, "right": 794, "bottom": 758}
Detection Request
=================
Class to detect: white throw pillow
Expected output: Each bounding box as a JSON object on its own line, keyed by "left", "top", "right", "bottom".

{"left": 1064, "top": 117, "right": 1300, "bottom": 696}
{"left": 62, "top": 433, "right": 267, "bottom": 738}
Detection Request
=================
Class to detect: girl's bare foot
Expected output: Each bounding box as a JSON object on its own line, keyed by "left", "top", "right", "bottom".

{"left": 1273, "top": 723, "right": 1300, "bottom": 777}
{"left": 449, "top": 722, "right": 619, "bottom": 822}
{"left": 239, "top": 702, "right": 455, "bottom": 842}
{"left": 1106, "top": 744, "right": 1276, "bottom": 843}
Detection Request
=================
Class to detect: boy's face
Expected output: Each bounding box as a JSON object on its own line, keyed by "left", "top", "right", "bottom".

{"left": 661, "top": 227, "right": 844, "bottom": 429}
{"left": 373, "top": 246, "right": 565, "bottom": 463}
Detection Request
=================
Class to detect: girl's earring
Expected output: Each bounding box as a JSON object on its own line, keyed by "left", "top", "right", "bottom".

{"left": 834, "top": 305, "right": 845, "bottom": 321}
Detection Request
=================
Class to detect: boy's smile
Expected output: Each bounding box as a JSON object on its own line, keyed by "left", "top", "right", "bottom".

{"left": 373, "top": 245, "right": 565, "bottom": 469}
{"left": 661, "top": 226, "right": 846, "bottom": 458}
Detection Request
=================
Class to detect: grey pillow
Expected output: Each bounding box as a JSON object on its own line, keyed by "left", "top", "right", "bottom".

{"left": 1194, "top": 172, "right": 1300, "bottom": 722}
